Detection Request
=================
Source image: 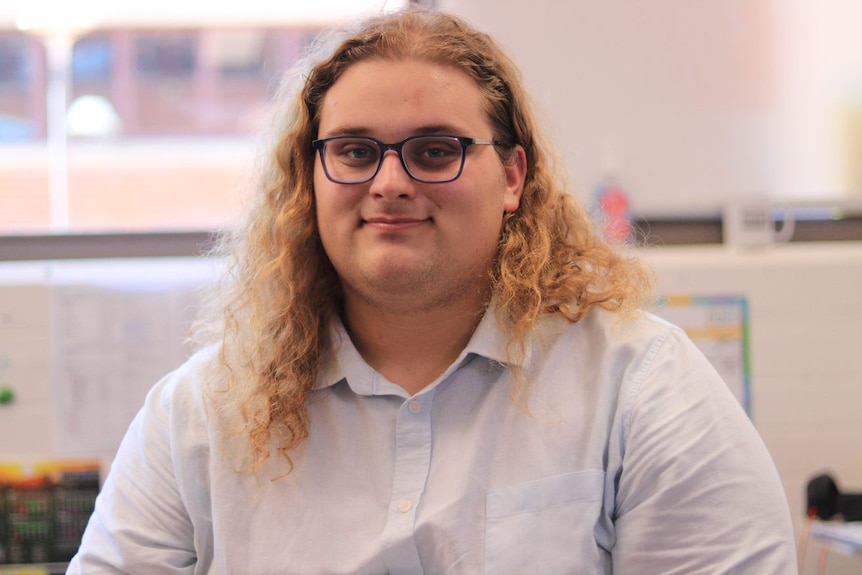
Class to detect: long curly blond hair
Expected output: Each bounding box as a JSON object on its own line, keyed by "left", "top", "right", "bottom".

{"left": 195, "top": 7, "right": 653, "bottom": 474}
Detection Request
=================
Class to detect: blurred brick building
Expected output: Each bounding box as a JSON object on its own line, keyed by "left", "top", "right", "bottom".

{"left": 0, "top": 26, "right": 322, "bottom": 233}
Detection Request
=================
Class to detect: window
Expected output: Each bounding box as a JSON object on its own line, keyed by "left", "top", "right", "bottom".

{"left": 0, "top": 33, "right": 30, "bottom": 86}
{"left": 0, "top": 1, "right": 410, "bottom": 236}
{"left": 135, "top": 31, "right": 196, "bottom": 79}
{"left": 72, "top": 33, "right": 113, "bottom": 83}
{"left": 0, "top": 26, "right": 322, "bottom": 234}
{"left": 0, "top": 32, "right": 41, "bottom": 141}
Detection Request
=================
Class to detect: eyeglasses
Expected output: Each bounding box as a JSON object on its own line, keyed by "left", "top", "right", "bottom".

{"left": 311, "top": 135, "right": 501, "bottom": 185}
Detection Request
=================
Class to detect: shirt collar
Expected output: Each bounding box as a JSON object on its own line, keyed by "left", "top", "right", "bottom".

{"left": 314, "top": 300, "right": 531, "bottom": 393}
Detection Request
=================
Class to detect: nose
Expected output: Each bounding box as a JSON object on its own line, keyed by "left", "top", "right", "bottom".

{"left": 368, "top": 150, "right": 416, "bottom": 199}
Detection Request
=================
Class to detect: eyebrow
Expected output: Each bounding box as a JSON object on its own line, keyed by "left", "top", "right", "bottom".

{"left": 318, "top": 123, "right": 468, "bottom": 140}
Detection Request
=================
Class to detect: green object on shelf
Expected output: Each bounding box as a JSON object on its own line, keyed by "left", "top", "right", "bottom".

{"left": 0, "top": 386, "right": 14, "bottom": 405}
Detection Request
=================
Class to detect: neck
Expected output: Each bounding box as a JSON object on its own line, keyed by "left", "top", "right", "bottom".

{"left": 342, "top": 289, "right": 489, "bottom": 395}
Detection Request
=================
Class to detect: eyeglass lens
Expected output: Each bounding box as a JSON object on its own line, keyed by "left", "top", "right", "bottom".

{"left": 321, "top": 136, "right": 465, "bottom": 184}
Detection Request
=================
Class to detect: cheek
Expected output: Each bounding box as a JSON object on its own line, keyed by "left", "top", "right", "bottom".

{"left": 313, "top": 200, "right": 338, "bottom": 260}
{"left": 445, "top": 191, "right": 506, "bottom": 247}
{"left": 455, "top": 171, "right": 511, "bottom": 227}
{"left": 313, "top": 173, "right": 362, "bottom": 254}
{"left": 313, "top": 170, "right": 341, "bottom": 230}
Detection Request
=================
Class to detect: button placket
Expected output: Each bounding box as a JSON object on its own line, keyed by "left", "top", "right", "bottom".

{"left": 378, "top": 391, "right": 435, "bottom": 573}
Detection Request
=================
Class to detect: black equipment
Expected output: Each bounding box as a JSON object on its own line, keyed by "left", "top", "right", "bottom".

{"left": 806, "top": 473, "right": 862, "bottom": 522}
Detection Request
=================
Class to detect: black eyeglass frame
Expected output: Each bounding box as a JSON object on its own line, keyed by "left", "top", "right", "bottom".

{"left": 311, "top": 134, "right": 503, "bottom": 185}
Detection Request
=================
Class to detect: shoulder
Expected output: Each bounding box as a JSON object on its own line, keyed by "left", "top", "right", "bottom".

{"left": 142, "top": 343, "right": 224, "bottom": 429}
{"left": 531, "top": 307, "right": 689, "bottom": 377}
{"left": 526, "top": 307, "right": 730, "bottom": 428}
{"left": 513, "top": 308, "right": 699, "bottom": 434}
{"left": 575, "top": 308, "right": 733, "bottom": 412}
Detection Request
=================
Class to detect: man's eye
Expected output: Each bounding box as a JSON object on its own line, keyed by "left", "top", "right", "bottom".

{"left": 333, "top": 141, "right": 378, "bottom": 164}
{"left": 411, "top": 140, "right": 460, "bottom": 167}
{"left": 425, "top": 147, "right": 452, "bottom": 158}
{"left": 345, "top": 147, "right": 370, "bottom": 159}
{"left": 423, "top": 142, "right": 459, "bottom": 157}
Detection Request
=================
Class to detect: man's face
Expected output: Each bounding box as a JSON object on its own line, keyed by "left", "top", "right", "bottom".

{"left": 313, "top": 58, "right": 525, "bottom": 312}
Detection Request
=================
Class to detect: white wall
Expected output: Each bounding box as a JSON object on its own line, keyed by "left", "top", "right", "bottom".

{"left": 438, "top": 0, "right": 862, "bottom": 216}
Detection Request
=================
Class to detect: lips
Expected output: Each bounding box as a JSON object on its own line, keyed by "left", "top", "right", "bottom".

{"left": 361, "top": 215, "right": 430, "bottom": 230}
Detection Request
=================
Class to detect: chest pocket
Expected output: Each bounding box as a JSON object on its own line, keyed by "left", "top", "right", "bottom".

{"left": 485, "top": 470, "right": 606, "bottom": 575}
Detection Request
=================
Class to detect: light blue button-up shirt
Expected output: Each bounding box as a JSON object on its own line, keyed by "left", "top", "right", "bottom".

{"left": 69, "top": 308, "right": 796, "bottom": 574}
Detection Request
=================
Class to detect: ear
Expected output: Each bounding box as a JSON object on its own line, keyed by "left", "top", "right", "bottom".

{"left": 502, "top": 145, "right": 527, "bottom": 213}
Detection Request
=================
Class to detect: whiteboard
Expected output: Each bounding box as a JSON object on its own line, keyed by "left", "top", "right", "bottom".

{"left": 0, "top": 258, "right": 219, "bottom": 461}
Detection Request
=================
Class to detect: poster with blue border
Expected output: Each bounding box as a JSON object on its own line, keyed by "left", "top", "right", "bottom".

{"left": 652, "top": 295, "right": 751, "bottom": 417}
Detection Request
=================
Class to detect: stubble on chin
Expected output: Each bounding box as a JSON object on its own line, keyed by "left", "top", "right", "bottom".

{"left": 344, "top": 259, "right": 491, "bottom": 315}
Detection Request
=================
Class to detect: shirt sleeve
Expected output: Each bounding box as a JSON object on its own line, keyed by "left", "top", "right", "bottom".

{"left": 67, "top": 372, "right": 197, "bottom": 574}
{"left": 610, "top": 326, "right": 797, "bottom": 574}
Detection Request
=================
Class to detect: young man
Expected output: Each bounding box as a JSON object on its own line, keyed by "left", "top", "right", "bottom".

{"left": 69, "top": 8, "right": 796, "bottom": 574}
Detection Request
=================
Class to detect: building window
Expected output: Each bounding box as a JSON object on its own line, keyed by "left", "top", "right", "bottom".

{"left": 0, "top": 32, "right": 41, "bottom": 142}
{"left": 135, "top": 31, "right": 197, "bottom": 79}
{"left": 0, "top": 33, "right": 29, "bottom": 86}
{"left": 0, "top": 0, "right": 412, "bottom": 236}
{"left": 72, "top": 34, "right": 113, "bottom": 83}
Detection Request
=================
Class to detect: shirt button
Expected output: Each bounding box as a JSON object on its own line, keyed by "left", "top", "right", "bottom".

{"left": 398, "top": 499, "right": 413, "bottom": 513}
{"left": 408, "top": 400, "right": 422, "bottom": 414}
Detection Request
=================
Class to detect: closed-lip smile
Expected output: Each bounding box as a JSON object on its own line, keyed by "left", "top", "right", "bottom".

{"left": 362, "top": 215, "right": 430, "bottom": 230}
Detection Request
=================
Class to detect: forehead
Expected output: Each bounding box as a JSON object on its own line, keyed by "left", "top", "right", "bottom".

{"left": 317, "top": 59, "right": 491, "bottom": 138}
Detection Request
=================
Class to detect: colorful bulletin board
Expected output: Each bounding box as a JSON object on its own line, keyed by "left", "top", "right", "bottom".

{"left": 652, "top": 295, "right": 751, "bottom": 416}
{"left": 0, "top": 460, "right": 99, "bottom": 566}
